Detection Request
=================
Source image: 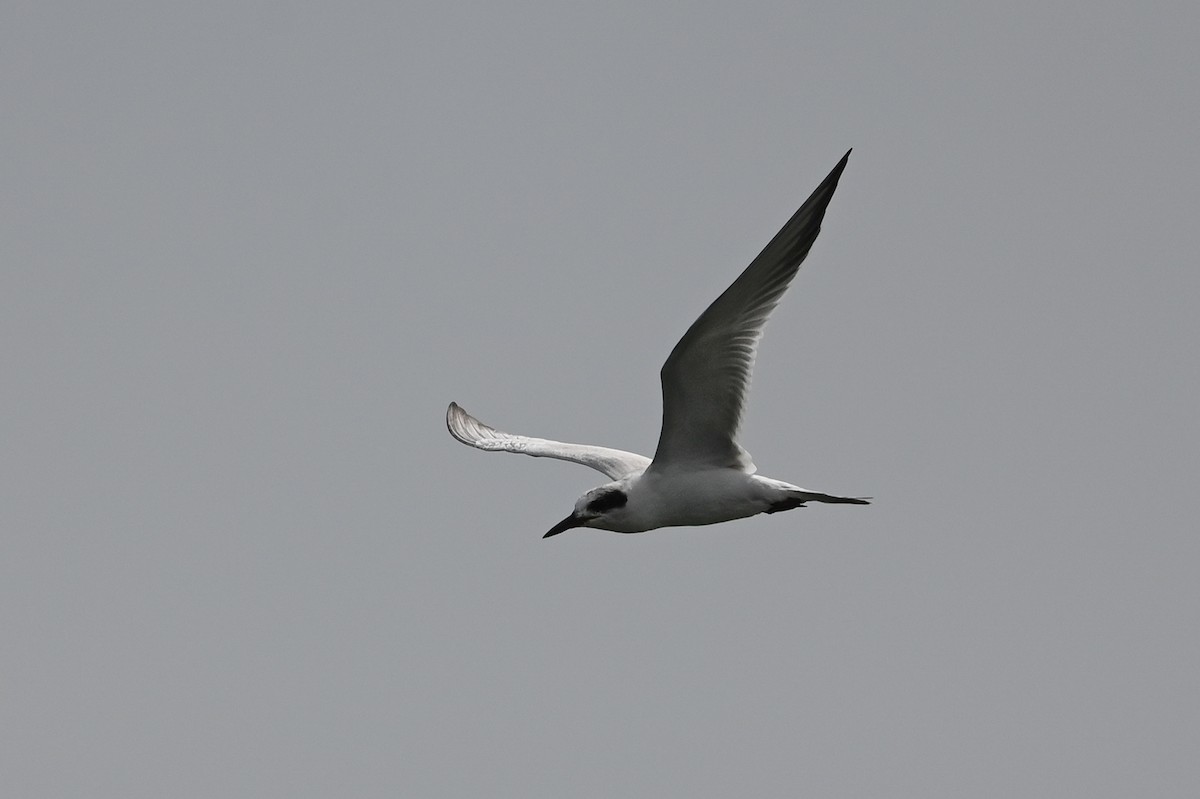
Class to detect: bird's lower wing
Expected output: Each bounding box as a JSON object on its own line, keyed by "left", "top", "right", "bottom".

{"left": 446, "top": 402, "right": 651, "bottom": 480}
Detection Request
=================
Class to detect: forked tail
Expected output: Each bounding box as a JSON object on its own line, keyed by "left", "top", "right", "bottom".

{"left": 766, "top": 491, "right": 870, "bottom": 514}
{"left": 802, "top": 491, "right": 871, "bottom": 505}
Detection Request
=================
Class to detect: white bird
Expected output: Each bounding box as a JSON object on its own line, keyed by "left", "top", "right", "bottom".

{"left": 448, "top": 150, "right": 868, "bottom": 538}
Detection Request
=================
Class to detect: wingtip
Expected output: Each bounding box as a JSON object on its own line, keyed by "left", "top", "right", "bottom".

{"left": 446, "top": 401, "right": 506, "bottom": 450}
{"left": 803, "top": 150, "right": 851, "bottom": 203}
{"left": 445, "top": 401, "right": 473, "bottom": 441}
{"left": 831, "top": 149, "right": 852, "bottom": 176}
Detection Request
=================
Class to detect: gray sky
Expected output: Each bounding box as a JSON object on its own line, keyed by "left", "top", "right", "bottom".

{"left": 3, "top": 1, "right": 1198, "bottom": 796}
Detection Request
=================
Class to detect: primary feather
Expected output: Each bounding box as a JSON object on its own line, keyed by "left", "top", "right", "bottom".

{"left": 651, "top": 150, "right": 851, "bottom": 472}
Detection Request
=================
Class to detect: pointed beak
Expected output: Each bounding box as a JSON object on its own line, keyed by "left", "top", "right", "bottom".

{"left": 543, "top": 513, "right": 584, "bottom": 539}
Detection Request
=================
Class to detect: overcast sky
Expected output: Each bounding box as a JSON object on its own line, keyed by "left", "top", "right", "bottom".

{"left": 3, "top": 2, "right": 1198, "bottom": 796}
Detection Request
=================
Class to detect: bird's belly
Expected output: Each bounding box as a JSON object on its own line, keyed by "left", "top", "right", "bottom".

{"left": 625, "top": 470, "right": 775, "bottom": 531}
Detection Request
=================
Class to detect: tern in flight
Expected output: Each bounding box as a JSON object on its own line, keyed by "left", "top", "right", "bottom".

{"left": 447, "top": 150, "right": 869, "bottom": 538}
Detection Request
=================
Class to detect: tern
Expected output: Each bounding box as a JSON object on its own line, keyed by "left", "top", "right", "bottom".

{"left": 448, "top": 150, "right": 868, "bottom": 538}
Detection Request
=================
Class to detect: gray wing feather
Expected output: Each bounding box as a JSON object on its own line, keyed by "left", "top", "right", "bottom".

{"left": 447, "top": 402, "right": 651, "bottom": 480}
{"left": 652, "top": 151, "right": 851, "bottom": 471}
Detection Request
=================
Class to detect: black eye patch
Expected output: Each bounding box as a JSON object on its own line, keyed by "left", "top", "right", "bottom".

{"left": 587, "top": 490, "right": 628, "bottom": 513}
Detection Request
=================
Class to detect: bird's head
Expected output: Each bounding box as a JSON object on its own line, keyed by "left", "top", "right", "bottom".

{"left": 543, "top": 482, "right": 631, "bottom": 538}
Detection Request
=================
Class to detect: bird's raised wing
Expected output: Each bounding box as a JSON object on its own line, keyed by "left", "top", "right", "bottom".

{"left": 447, "top": 402, "right": 651, "bottom": 480}
{"left": 651, "top": 150, "right": 851, "bottom": 472}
